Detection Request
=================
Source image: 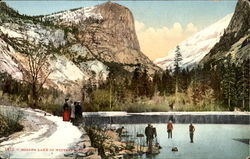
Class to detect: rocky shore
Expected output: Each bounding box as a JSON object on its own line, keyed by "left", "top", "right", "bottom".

{"left": 74, "top": 126, "right": 160, "bottom": 159}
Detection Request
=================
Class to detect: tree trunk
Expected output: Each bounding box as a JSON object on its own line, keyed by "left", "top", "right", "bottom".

{"left": 242, "top": 99, "right": 245, "bottom": 110}
{"left": 175, "top": 77, "right": 178, "bottom": 96}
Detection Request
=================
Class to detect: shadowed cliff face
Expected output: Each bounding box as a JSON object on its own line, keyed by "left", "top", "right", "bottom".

{"left": 44, "top": 2, "right": 159, "bottom": 72}
{"left": 200, "top": 0, "right": 250, "bottom": 66}
{"left": 93, "top": 2, "right": 140, "bottom": 51}
{"left": 75, "top": 2, "right": 159, "bottom": 72}
{"left": 0, "top": 2, "right": 160, "bottom": 92}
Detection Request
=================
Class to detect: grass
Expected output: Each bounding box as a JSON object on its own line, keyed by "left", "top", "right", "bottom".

{"left": 110, "top": 93, "right": 228, "bottom": 112}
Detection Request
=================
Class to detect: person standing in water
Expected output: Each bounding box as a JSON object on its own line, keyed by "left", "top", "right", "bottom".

{"left": 189, "top": 123, "right": 195, "bottom": 143}
{"left": 167, "top": 120, "right": 173, "bottom": 138}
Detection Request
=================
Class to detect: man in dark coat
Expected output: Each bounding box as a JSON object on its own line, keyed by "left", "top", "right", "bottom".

{"left": 116, "top": 126, "right": 124, "bottom": 137}
{"left": 145, "top": 124, "right": 155, "bottom": 153}
{"left": 189, "top": 123, "right": 195, "bottom": 143}
{"left": 74, "top": 101, "right": 82, "bottom": 125}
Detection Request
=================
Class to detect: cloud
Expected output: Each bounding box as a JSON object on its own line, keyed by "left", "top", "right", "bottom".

{"left": 135, "top": 21, "right": 198, "bottom": 60}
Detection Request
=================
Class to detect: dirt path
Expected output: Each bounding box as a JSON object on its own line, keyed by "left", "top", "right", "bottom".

{"left": 0, "top": 106, "right": 82, "bottom": 158}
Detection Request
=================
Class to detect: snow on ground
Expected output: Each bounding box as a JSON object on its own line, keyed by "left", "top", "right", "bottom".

{"left": 0, "top": 106, "right": 82, "bottom": 158}
{"left": 154, "top": 13, "right": 233, "bottom": 70}
{"left": 82, "top": 111, "right": 128, "bottom": 117}
{"left": 82, "top": 111, "right": 250, "bottom": 117}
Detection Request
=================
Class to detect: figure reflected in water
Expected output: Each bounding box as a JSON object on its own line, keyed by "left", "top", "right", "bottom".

{"left": 189, "top": 123, "right": 195, "bottom": 143}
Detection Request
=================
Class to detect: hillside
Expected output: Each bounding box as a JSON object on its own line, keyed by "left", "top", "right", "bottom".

{"left": 200, "top": 0, "right": 250, "bottom": 66}
{"left": 0, "top": 2, "right": 159, "bottom": 93}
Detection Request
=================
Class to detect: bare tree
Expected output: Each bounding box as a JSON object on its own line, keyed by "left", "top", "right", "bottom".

{"left": 22, "top": 46, "right": 53, "bottom": 108}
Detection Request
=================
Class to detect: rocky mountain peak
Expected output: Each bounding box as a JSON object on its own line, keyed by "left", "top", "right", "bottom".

{"left": 200, "top": 0, "right": 250, "bottom": 66}
{"left": 0, "top": 2, "right": 20, "bottom": 19}
{"left": 226, "top": 0, "right": 250, "bottom": 35}
{"left": 93, "top": 2, "right": 140, "bottom": 50}
{"left": 73, "top": 2, "right": 157, "bottom": 71}
{"left": 0, "top": 2, "right": 159, "bottom": 92}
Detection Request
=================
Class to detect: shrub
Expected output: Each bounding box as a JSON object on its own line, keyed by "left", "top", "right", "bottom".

{"left": 84, "top": 89, "right": 115, "bottom": 112}
{"left": 0, "top": 106, "right": 23, "bottom": 137}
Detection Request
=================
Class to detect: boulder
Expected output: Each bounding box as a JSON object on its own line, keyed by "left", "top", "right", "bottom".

{"left": 172, "top": 147, "right": 178, "bottom": 152}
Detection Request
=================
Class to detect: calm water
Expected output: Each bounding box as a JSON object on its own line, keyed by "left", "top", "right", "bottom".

{"left": 116, "top": 124, "right": 250, "bottom": 159}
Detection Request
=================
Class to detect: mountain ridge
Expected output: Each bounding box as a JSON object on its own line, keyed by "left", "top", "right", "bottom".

{"left": 0, "top": 2, "right": 159, "bottom": 93}
{"left": 200, "top": 0, "right": 250, "bottom": 66}
{"left": 154, "top": 13, "right": 233, "bottom": 70}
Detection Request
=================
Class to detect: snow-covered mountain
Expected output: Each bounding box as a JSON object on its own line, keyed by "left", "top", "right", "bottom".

{"left": 154, "top": 14, "right": 233, "bottom": 70}
{"left": 0, "top": 2, "right": 159, "bottom": 93}
{"left": 201, "top": 0, "right": 250, "bottom": 66}
{"left": 44, "top": 6, "right": 103, "bottom": 26}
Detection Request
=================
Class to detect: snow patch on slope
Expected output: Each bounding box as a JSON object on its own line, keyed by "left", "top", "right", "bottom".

{"left": 0, "top": 23, "right": 66, "bottom": 48}
{"left": 49, "top": 55, "right": 87, "bottom": 83}
{"left": 154, "top": 14, "right": 233, "bottom": 69}
{"left": 0, "top": 38, "right": 23, "bottom": 80}
{"left": 81, "top": 60, "right": 109, "bottom": 80}
{"left": 45, "top": 6, "right": 103, "bottom": 25}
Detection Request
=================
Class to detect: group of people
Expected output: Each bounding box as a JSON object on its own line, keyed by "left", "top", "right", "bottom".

{"left": 62, "top": 98, "right": 83, "bottom": 125}
{"left": 144, "top": 120, "right": 195, "bottom": 151}
{"left": 166, "top": 120, "right": 195, "bottom": 143}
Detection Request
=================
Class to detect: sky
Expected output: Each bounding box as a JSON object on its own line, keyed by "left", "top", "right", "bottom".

{"left": 5, "top": 0, "right": 237, "bottom": 60}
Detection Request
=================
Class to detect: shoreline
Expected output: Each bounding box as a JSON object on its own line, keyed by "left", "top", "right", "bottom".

{"left": 82, "top": 112, "right": 250, "bottom": 125}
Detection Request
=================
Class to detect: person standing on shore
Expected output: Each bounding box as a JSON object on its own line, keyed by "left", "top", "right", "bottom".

{"left": 189, "top": 123, "right": 195, "bottom": 143}
{"left": 145, "top": 124, "right": 154, "bottom": 154}
{"left": 70, "top": 102, "right": 76, "bottom": 124}
{"left": 116, "top": 126, "right": 125, "bottom": 137}
{"left": 167, "top": 120, "right": 173, "bottom": 139}
{"left": 63, "top": 98, "right": 70, "bottom": 121}
{"left": 75, "top": 102, "right": 82, "bottom": 118}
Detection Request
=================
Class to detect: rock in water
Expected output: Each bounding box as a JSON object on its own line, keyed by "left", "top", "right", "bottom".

{"left": 172, "top": 147, "right": 178, "bottom": 152}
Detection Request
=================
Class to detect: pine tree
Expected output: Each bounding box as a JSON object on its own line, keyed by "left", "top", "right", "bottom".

{"left": 161, "top": 68, "right": 174, "bottom": 95}
{"left": 153, "top": 71, "right": 161, "bottom": 94}
{"left": 237, "top": 59, "right": 250, "bottom": 110}
{"left": 130, "top": 67, "right": 141, "bottom": 99}
{"left": 140, "top": 69, "right": 154, "bottom": 98}
{"left": 174, "top": 45, "right": 182, "bottom": 94}
{"left": 179, "top": 68, "right": 191, "bottom": 92}
{"left": 221, "top": 55, "right": 237, "bottom": 110}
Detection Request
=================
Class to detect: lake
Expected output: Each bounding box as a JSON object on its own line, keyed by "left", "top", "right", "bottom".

{"left": 115, "top": 124, "right": 250, "bottom": 159}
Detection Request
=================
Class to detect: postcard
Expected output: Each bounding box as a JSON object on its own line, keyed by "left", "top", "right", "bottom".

{"left": 0, "top": 0, "right": 249, "bottom": 159}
